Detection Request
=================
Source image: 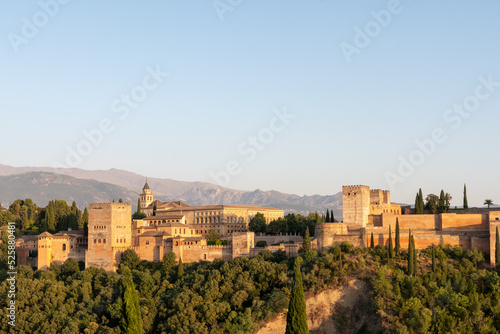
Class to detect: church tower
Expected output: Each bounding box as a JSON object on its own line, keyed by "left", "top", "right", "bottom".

{"left": 140, "top": 179, "right": 153, "bottom": 211}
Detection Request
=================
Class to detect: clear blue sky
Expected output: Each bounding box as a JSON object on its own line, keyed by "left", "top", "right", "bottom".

{"left": 1, "top": 0, "right": 499, "bottom": 207}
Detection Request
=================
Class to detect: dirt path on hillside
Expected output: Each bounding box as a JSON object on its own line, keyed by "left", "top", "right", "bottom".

{"left": 257, "top": 279, "right": 371, "bottom": 334}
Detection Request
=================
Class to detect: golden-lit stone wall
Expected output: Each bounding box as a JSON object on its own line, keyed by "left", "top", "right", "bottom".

{"left": 86, "top": 203, "right": 132, "bottom": 271}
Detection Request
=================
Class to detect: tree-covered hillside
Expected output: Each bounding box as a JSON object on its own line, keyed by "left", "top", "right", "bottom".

{"left": 0, "top": 238, "right": 499, "bottom": 333}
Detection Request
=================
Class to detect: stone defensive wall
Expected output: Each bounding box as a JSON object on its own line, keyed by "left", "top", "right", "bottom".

{"left": 174, "top": 245, "right": 233, "bottom": 263}
{"left": 316, "top": 210, "right": 499, "bottom": 262}
{"left": 254, "top": 233, "right": 303, "bottom": 245}
{"left": 369, "top": 213, "right": 489, "bottom": 232}
{"left": 249, "top": 243, "right": 300, "bottom": 258}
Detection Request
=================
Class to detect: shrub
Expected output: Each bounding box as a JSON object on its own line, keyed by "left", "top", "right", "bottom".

{"left": 340, "top": 241, "right": 355, "bottom": 254}
{"left": 256, "top": 241, "right": 268, "bottom": 247}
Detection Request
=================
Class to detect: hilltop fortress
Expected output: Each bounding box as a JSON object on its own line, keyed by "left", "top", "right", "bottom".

{"left": 17, "top": 182, "right": 286, "bottom": 271}
{"left": 16, "top": 183, "right": 500, "bottom": 270}
{"left": 316, "top": 185, "right": 500, "bottom": 266}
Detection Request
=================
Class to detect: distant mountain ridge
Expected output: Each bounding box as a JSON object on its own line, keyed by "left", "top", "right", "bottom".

{"left": 0, "top": 172, "right": 137, "bottom": 209}
{"left": 0, "top": 164, "right": 343, "bottom": 216}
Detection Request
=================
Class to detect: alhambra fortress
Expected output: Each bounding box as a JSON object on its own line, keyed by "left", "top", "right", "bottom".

{"left": 16, "top": 183, "right": 500, "bottom": 270}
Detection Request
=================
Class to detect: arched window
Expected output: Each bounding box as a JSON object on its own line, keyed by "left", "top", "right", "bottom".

{"left": 63, "top": 244, "right": 66, "bottom": 251}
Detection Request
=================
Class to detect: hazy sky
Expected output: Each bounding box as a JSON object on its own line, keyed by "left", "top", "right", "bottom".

{"left": 1, "top": 1, "right": 499, "bottom": 207}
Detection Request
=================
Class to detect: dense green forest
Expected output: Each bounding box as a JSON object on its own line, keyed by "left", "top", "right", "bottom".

{"left": 0, "top": 239, "right": 498, "bottom": 333}
{"left": 0, "top": 198, "right": 88, "bottom": 234}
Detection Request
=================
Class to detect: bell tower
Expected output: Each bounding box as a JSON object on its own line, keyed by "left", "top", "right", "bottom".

{"left": 140, "top": 179, "right": 153, "bottom": 211}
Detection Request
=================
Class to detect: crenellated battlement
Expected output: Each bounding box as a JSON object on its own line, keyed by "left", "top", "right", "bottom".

{"left": 89, "top": 203, "right": 131, "bottom": 210}
{"left": 343, "top": 185, "right": 366, "bottom": 193}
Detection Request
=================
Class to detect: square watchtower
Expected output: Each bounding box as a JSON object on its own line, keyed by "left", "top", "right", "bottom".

{"left": 342, "top": 185, "right": 371, "bottom": 228}
{"left": 86, "top": 203, "right": 132, "bottom": 271}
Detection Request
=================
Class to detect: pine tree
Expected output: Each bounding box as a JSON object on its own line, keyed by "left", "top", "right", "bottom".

{"left": 285, "top": 258, "right": 309, "bottom": 334}
{"left": 412, "top": 236, "right": 417, "bottom": 276}
{"left": 407, "top": 231, "right": 414, "bottom": 276}
{"left": 395, "top": 218, "right": 400, "bottom": 255}
{"left": 463, "top": 184, "right": 469, "bottom": 209}
{"left": 370, "top": 232, "right": 374, "bottom": 249}
{"left": 325, "top": 209, "right": 330, "bottom": 223}
{"left": 177, "top": 257, "right": 184, "bottom": 278}
{"left": 302, "top": 228, "right": 312, "bottom": 253}
{"left": 120, "top": 265, "right": 143, "bottom": 334}
{"left": 388, "top": 225, "right": 394, "bottom": 259}
{"left": 431, "top": 245, "right": 436, "bottom": 272}
{"left": 496, "top": 226, "right": 500, "bottom": 270}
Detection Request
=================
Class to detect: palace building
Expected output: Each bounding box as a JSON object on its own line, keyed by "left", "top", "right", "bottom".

{"left": 16, "top": 182, "right": 285, "bottom": 271}
{"left": 138, "top": 181, "right": 284, "bottom": 238}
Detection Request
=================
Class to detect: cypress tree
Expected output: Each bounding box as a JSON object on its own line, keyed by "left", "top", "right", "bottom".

{"left": 420, "top": 189, "right": 424, "bottom": 213}
{"left": 408, "top": 231, "right": 414, "bottom": 276}
{"left": 395, "top": 218, "right": 400, "bottom": 255}
{"left": 463, "top": 184, "right": 469, "bottom": 209}
{"left": 285, "top": 258, "right": 309, "bottom": 334}
{"left": 338, "top": 249, "right": 343, "bottom": 272}
{"left": 120, "top": 265, "right": 143, "bottom": 334}
{"left": 325, "top": 209, "right": 330, "bottom": 223}
{"left": 412, "top": 236, "right": 417, "bottom": 276}
{"left": 45, "top": 202, "right": 56, "bottom": 232}
{"left": 415, "top": 188, "right": 424, "bottom": 214}
{"left": 415, "top": 193, "right": 420, "bottom": 214}
{"left": 438, "top": 190, "right": 446, "bottom": 213}
{"left": 136, "top": 198, "right": 142, "bottom": 214}
{"left": 82, "top": 207, "right": 89, "bottom": 224}
{"left": 178, "top": 257, "right": 184, "bottom": 278}
{"left": 388, "top": 225, "right": 394, "bottom": 259}
{"left": 431, "top": 245, "right": 436, "bottom": 272}
{"left": 496, "top": 226, "right": 500, "bottom": 270}
{"left": 330, "top": 211, "right": 335, "bottom": 223}
{"left": 370, "top": 232, "right": 374, "bottom": 249}
{"left": 302, "top": 228, "right": 312, "bottom": 253}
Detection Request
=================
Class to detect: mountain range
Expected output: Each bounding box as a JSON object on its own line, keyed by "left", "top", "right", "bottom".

{"left": 0, "top": 164, "right": 343, "bottom": 216}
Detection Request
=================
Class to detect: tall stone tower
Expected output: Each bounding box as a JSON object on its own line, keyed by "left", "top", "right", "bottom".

{"left": 86, "top": 203, "right": 132, "bottom": 271}
{"left": 342, "top": 185, "right": 370, "bottom": 228}
{"left": 140, "top": 180, "right": 153, "bottom": 211}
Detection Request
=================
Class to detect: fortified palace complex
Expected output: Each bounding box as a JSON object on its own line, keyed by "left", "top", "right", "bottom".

{"left": 16, "top": 182, "right": 286, "bottom": 271}
{"left": 16, "top": 183, "right": 500, "bottom": 270}
{"left": 316, "top": 185, "right": 500, "bottom": 267}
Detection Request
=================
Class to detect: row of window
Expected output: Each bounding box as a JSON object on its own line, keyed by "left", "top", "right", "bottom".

{"left": 92, "top": 238, "right": 126, "bottom": 244}
{"left": 149, "top": 220, "right": 181, "bottom": 225}
{"left": 196, "top": 229, "right": 245, "bottom": 234}
{"left": 196, "top": 217, "right": 244, "bottom": 224}
{"left": 94, "top": 225, "right": 107, "bottom": 230}
{"left": 196, "top": 211, "right": 222, "bottom": 216}
{"left": 174, "top": 228, "right": 195, "bottom": 235}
